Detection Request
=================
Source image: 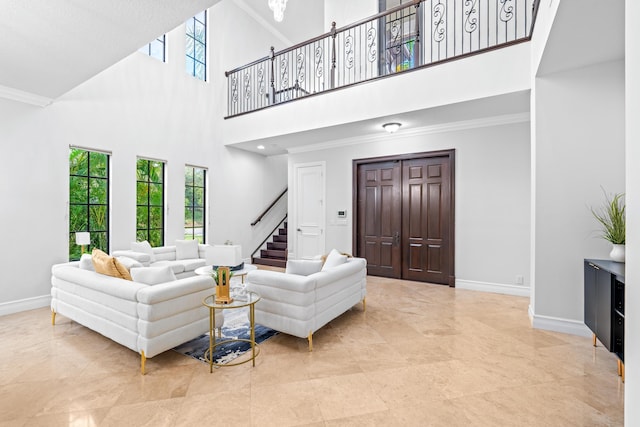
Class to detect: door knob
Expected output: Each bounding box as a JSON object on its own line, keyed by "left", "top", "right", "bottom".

{"left": 394, "top": 232, "right": 400, "bottom": 245}
{"left": 297, "top": 228, "right": 302, "bottom": 232}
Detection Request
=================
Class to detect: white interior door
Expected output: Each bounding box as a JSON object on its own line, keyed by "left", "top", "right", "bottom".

{"left": 294, "top": 162, "right": 325, "bottom": 259}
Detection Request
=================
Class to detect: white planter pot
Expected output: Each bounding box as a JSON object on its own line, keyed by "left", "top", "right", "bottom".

{"left": 610, "top": 244, "right": 625, "bottom": 263}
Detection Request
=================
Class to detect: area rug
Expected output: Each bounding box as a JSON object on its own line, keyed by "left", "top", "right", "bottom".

{"left": 173, "top": 307, "right": 278, "bottom": 365}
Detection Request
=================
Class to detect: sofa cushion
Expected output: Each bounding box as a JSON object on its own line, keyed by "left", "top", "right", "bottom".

{"left": 322, "top": 249, "right": 347, "bottom": 271}
{"left": 116, "top": 256, "right": 144, "bottom": 271}
{"left": 131, "top": 241, "right": 156, "bottom": 262}
{"left": 180, "top": 258, "right": 207, "bottom": 272}
{"left": 130, "top": 266, "right": 177, "bottom": 285}
{"left": 79, "top": 254, "right": 95, "bottom": 271}
{"left": 150, "top": 260, "right": 186, "bottom": 274}
{"left": 286, "top": 259, "right": 323, "bottom": 276}
{"left": 92, "top": 249, "right": 132, "bottom": 281}
{"left": 175, "top": 239, "right": 199, "bottom": 260}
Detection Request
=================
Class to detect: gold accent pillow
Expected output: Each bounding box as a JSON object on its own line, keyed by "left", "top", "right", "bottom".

{"left": 91, "top": 248, "right": 132, "bottom": 281}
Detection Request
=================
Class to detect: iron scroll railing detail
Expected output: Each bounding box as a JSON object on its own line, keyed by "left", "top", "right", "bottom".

{"left": 225, "top": 0, "right": 538, "bottom": 118}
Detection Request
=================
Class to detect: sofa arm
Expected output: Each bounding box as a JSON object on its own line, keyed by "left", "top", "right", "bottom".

{"left": 112, "top": 250, "right": 151, "bottom": 265}
{"left": 246, "top": 270, "right": 316, "bottom": 293}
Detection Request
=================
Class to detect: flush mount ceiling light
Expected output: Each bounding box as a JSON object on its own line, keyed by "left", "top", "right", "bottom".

{"left": 257, "top": 145, "right": 265, "bottom": 150}
{"left": 382, "top": 122, "right": 402, "bottom": 133}
{"left": 268, "top": 0, "right": 288, "bottom": 22}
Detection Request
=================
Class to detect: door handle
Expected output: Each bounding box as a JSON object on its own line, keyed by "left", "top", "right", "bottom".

{"left": 394, "top": 232, "right": 400, "bottom": 245}
{"left": 297, "top": 228, "right": 302, "bottom": 232}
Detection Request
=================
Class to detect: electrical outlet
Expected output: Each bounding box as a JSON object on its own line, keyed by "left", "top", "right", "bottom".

{"left": 516, "top": 275, "right": 524, "bottom": 285}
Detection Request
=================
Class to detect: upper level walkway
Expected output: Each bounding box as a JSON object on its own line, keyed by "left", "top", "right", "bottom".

{"left": 225, "top": 0, "right": 539, "bottom": 119}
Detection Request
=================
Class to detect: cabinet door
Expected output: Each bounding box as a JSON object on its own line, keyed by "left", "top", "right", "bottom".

{"left": 595, "top": 268, "right": 613, "bottom": 351}
{"left": 584, "top": 261, "right": 597, "bottom": 334}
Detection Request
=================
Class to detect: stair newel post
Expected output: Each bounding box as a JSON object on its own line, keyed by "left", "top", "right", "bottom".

{"left": 270, "top": 46, "right": 276, "bottom": 104}
{"left": 414, "top": 0, "right": 421, "bottom": 67}
{"left": 330, "top": 21, "right": 337, "bottom": 89}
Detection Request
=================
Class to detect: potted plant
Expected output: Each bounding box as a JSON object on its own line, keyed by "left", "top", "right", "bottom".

{"left": 591, "top": 191, "right": 626, "bottom": 262}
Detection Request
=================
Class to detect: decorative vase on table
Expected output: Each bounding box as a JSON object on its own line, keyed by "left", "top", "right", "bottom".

{"left": 610, "top": 244, "right": 625, "bottom": 263}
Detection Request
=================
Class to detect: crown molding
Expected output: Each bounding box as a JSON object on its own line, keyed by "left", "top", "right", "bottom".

{"left": 234, "top": 0, "right": 292, "bottom": 48}
{"left": 288, "top": 112, "right": 530, "bottom": 154}
{"left": 0, "top": 84, "right": 53, "bottom": 107}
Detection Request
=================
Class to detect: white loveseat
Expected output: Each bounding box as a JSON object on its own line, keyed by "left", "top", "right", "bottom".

{"left": 245, "top": 253, "right": 367, "bottom": 350}
{"left": 51, "top": 258, "right": 222, "bottom": 374}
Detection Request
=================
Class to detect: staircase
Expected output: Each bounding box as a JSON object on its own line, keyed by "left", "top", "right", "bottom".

{"left": 252, "top": 222, "right": 287, "bottom": 268}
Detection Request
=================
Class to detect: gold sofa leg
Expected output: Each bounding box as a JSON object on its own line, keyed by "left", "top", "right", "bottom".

{"left": 362, "top": 297, "right": 366, "bottom": 312}
{"left": 592, "top": 333, "right": 597, "bottom": 347}
{"left": 308, "top": 332, "right": 313, "bottom": 352}
{"left": 51, "top": 310, "right": 56, "bottom": 325}
{"left": 141, "top": 351, "right": 146, "bottom": 375}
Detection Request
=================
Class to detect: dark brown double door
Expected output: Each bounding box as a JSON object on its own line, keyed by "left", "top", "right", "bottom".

{"left": 354, "top": 150, "right": 455, "bottom": 286}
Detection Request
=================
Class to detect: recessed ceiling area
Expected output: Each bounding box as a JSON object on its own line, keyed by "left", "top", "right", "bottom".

{"left": 226, "top": 90, "right": 531, "bottom": 156}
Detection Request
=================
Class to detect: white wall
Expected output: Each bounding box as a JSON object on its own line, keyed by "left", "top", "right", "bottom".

{"left": 531, "top": 60, "right": 625, "bottom": 331}
{"left": 288, "top": 120, "right": 531, "bottom": 293}
{"left": 324, "top": 0, "right": 378, "bottom": 28}
{"left": 0, "top": 8, "right": 288, "bottom": 313}
{"left": 626, "top": 0, "right": 639, "bottom": 424}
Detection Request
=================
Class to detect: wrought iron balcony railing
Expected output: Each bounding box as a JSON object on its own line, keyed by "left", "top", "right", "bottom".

{"left": 225, "top": 0, "right": 539, "bottom": 118}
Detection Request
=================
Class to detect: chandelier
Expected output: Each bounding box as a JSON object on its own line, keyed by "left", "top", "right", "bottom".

{"left": 268, "top": 0, "right": 288, "bottom": 22}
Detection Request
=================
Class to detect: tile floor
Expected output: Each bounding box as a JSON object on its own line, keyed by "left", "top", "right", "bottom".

{"left": 0, "top": 275, "right": 624, "bottom": 426}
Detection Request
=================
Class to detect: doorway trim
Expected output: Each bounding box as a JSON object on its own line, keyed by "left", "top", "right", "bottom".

{"left": 352, "top": 149, "right": 456, "bottom": 286}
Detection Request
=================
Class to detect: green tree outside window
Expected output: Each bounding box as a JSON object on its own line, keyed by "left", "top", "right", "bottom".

{"left": 136, "top": 158, "right": 165, "bottom": 247}
{"left": 69, "top": 148, "right": 109, "bottom": 260}
{"left": 185, "top": 166, "right": 206, "bottom": 243}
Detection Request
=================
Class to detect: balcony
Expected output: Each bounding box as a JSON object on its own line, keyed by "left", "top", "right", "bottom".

{"left": 225, "top": 0, "right": 539, "bottom": 118}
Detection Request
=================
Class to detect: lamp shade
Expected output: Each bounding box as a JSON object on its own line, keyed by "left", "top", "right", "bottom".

{"left": 207, "top": 245, "right": 242, "bottom": 267}
{"left": 75, "top": 232, "right": 91, "bottom": 246}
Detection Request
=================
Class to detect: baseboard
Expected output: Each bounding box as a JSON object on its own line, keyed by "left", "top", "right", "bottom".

{"left": 0, "top": 295, "right": 51, "bottom": 317}
{"left": 455, "top": 279, "right": 530, "bottom": 297}
{"left": 528, "top": 305, "right": 591, "bottom": 337}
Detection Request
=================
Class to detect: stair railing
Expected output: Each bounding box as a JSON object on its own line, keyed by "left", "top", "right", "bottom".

{"left": 250, "top": 188, "right": 288, "bottom": 262}
{"left": 226, "top": 0, "right": 540, "bottom": 118}
{"left": 251, "top": 187, "right": 287, "bottom": 226}
{"left": 251, "top": 216, "right": 288, "bottom": 263}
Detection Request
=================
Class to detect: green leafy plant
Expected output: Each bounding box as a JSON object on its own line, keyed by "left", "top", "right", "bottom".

{"left": 211, "top": 268, "right": 233, "bottom": 286}
{"left": 591, "top": 191, "right": 626, "bottom": 244}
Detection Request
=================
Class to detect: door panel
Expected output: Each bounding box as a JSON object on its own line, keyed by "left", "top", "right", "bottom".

{"left": 402, "top": 156, "right": 451, "bottom": 284}
{"left": 295, "top": 163, "right": 325, "bottom": 259}
{"left": 357, "top": 161, "right": 401, "bottom": 278}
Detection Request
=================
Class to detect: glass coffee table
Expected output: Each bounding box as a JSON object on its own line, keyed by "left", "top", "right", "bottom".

{"left": 202, "top": 291, "right": 261, "bottom": 373}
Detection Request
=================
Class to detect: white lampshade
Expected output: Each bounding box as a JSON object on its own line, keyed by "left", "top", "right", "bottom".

{"left": 207, "top": 245, "right": 242, "bottom": 267}
{"left": 75, "top": 232, "right": 91, "bottom": 246}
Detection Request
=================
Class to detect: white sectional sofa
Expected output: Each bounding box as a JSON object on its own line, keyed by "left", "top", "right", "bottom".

{"left": 112, "top": 240, "right": 209, "bottom": 279}
{"left": 245, "top": 251, "right": 367, "bottom": 350}
{"left": 51, "top": 244, "right": 222, "bottom": 374}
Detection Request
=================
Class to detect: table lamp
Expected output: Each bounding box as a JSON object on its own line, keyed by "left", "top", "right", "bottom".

{"left": 207, "top": 245, "right": 242, "bottom": 304}
{"left": 75, "top": 232, "right": 91, "bottom": 254}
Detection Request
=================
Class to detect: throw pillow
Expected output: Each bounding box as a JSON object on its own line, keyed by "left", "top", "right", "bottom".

{"left": 115, "top": 256, "right": 143, "bottom": 271}
{"left": 91, "top": 249, "right": 133, "bottom": 281}
{"left": 321, "top": 248, "right": 347, "bottom": 271}
{"left": 78, "top": 253, "right": 95, "bottom": 271}
{"left": 130, "top": 266, "right": 176, "bottom": 285}
{"left": 175, "top": 239, "right": 199, "bottom": 260}
{"left": 131, "top": 240, "right": 156, "bottom": 262}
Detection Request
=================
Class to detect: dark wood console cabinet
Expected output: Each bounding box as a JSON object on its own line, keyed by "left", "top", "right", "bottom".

{"left": 584, "top": 259, "right": 625, "bottom": 378}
